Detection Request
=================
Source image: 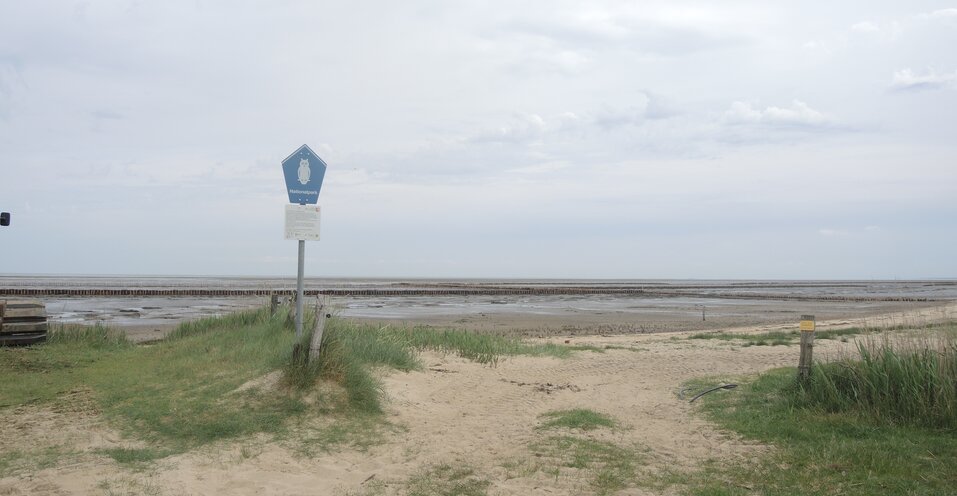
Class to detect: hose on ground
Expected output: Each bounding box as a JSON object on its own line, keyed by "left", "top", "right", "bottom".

{"left": 688, "top": 384, "right": 738, "bottom": 403}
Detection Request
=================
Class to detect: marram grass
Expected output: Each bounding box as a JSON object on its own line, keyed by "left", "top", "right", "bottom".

{"left": 686, "top": 325, "right": 957, "bottom": 496}
{"left": 796, "top": 330, "right": 957, "bottom": 428}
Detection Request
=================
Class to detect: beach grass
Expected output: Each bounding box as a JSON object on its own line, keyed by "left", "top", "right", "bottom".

{"left": 1, "top": 307, "right": 320, "bottom": 462}
{"left": 0, "top": 305, "right": 599, "bottom": 469}
{"left": 537, "top": 408, "right": 617, "bottom": 431}
{"left": 88, "top": 307, "right": 306, "bottom": 451}
{"left": 395, "top": 325, "right": 578, "bottom": 363}
{"left": 795, "top": 330, "right": 957, "bottom": 429}
{"left": 683, "top": 325, "right": 957, "bottom": 495}
{"left": 0, "top": 323, "right": 134, "bottom": 408}
{"left": 687, "top": 326, "right": 875, "bottom": 347}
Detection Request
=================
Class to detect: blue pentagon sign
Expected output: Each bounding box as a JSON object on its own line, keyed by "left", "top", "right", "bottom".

{"left": 281, "top": 144, "right": 327, "bottom": 204}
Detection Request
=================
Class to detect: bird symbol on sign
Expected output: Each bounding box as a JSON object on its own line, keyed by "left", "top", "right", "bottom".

{"left": 297, "top": 158, "right": 311, "bottom": 185}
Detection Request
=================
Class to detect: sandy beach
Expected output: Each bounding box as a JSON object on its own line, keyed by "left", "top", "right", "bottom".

{"left": 2, "top": 299, "right": 955, "bottom": 495}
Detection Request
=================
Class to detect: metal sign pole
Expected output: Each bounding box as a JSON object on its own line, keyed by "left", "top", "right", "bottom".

{"left": 281, "top": 144, "right": 327, "bottom": 340}
{"left": 296, "top": 239, "right": 305, "bottom": 338}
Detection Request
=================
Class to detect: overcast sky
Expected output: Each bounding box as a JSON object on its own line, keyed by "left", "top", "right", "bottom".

{"left": 1, "top": 1, "right": 956, "bottom": 279}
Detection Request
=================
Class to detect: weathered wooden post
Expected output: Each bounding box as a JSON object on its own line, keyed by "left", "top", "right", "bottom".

{"left": 270, "top": 293, "right": 280, "bottom": 315}
{"left": 798, "top": 314, "right": 816, "bottom": 380}
{"left": 308, "top": 296, "right": 329, "bottom": 361}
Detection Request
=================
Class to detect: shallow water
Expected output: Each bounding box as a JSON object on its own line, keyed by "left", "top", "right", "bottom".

{"left": 3, "top": 276, "right": 955, "bottom": 328}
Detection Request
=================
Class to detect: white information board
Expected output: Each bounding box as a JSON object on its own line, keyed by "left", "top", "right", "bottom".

{"left": 284, "top": 204, "right": 321, "bottom": 241}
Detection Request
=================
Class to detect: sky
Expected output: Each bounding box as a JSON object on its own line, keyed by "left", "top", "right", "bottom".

{"left": 1, "top": 1, "right": 956, "bottom": 279}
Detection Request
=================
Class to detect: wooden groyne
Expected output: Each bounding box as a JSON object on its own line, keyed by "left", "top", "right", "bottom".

{"left": 0, "top": 287, "right": 940, "bottom": 303}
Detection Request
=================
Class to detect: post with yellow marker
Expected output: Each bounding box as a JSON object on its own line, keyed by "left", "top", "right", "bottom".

{"left": 798, "top": 314, "right": 816, "bottom": 380}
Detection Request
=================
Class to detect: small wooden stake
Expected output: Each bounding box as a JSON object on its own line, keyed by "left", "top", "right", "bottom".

{"left": 270, "top": 294, "right": 279, "bottom": 315}
{"left": 308, "top": 296, "right": 328, "bottom": 361}
{"left": 798, "top": 314, "right": 815, "bottom": 380}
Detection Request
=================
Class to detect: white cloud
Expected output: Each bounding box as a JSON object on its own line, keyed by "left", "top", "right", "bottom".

{"left": 917, "top": 8, "right": 957, "bottom": 20}
{"left": 723, "top": 100, "right": 833, "bottom": 128}
{"left": 850, "top": 21, "right": 880, "bottom": 33}
{"left": 891, "top": 68, "right": 957, "bottom": 91}
{"left": 499, "top": 4, "right": 748, "bottom": 58}
{"left": 470, "top": 113, "right": 548, "bottom": 144}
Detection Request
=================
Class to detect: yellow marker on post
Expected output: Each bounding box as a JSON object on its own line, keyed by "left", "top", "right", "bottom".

{"left": 800, "top": 316, "right": 816, "bottom": 332}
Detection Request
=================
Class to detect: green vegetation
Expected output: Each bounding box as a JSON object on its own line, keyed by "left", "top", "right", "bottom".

{"left": 500, "top": 409, "right": 647, "bottom": 495}
{"left": 284, "top": 319, "right": 419, "bottom": 413}
{"left": 688, "top": 326, "right": 873, "bottom": 347}
{"left": 79, "top": 308, "right": 304, "bottom": 455}
{"left": 537, "top": 408, "right": 617, "bottom": 431}
{"left": 796, "top": 331, "right": 957, "bottom": 429}
{"left": 1, "top": 306, "right": 600, "bottom": 473}
{"left": 287, "top": 415, "right": 391, "bottom": 457}
{"left": 684, "top": 326, "right": 957, "bottom": 495}
{"left": 396, "top": 326, "right": 580, "bottom": 364}
{"left": 0, "top": 446, "right": 74, "bottom": 478}
{"left": 688, "top": 329, "right": 799, "bottom": 346}
{"left": 528, "top": 436, "right": 644, "bottom": 495}
{"left": 816, "top": 327, "right": 873, "bottom": 341}
{"left": 0, "top": 324, "right": 133, "bottom": 407}
{"left": 406, "top": 463, "right": 492, "bottom": 496}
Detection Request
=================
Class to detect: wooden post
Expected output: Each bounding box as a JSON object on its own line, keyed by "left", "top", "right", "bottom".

{"left": 308, "top": 296, "right": 328, "bottom": 361}
{"left": 270, "top": 294, "right": 279, "bottom": 315}
{"left": 798, "top": 314, "right": 816, "bottom": 380}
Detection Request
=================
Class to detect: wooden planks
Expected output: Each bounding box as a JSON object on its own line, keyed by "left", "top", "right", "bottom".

{"left": 0, "top": 299, "right": 47, "bottom": 346}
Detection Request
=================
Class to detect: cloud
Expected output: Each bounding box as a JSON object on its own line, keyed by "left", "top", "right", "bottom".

{"left": 594, "top": 91, "right": 676, "bottom": 129}
{"left": 468, "top": 95, "right": 676, "bottom": 146}
{"left": 890, "top": 68, "right": 957, "bottom": 91}
{"left": 917, "top": 8, "right": 957, "bottom": 20}
{"left": 722, "top": 100, "right": 833, "bottom": 128}
{"left": 469, "top": 112, "right": 549, "bottom": 144}
{"left": 850, "top": 21, "right": 880, "bottom": 33}
{"left": 499, "top": 6, "right": 746, "bottom": 59}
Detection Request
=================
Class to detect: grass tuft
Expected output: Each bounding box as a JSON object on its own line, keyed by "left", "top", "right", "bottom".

{"left": 529, "top": 435, "right": 642, "bottom": 495}
{"left": 537, "top": 408, "right": 616, "bottom": 431}
{"left": 398, "top": 326, "right": 574, "bottom": 364}
{"left": 283, "top": 318, "right": 419, "bottom": 413}
{"left": 165, "top": 306, "right": 278, "bottom": 340}
{"left": 406, "top": 463, "right": 491, "bottom": 496}
{"left": 48, "top": 323, "right": 133, "bottom": 348}
{"left": 688, "top": 330, "right": 800, "bottom": 346}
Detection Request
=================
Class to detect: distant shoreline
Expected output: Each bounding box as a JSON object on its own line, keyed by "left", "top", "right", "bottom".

{"left": 6, "top": 276, "right": 955, "bottom": 343}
